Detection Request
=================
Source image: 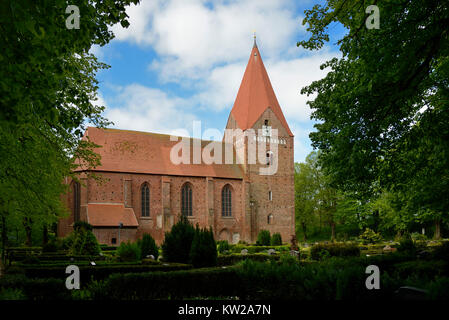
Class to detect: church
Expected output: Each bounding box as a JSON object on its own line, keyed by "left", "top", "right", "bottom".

{"left": 58, "top": 40, "right": 295, "bottom": 245}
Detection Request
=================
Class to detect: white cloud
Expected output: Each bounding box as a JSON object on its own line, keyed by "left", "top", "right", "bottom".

{"left": 113, "top": 0, "right": 304, "bottom": 79}
{"left": 103, "top": 84, "right": 198, "bottom": 134}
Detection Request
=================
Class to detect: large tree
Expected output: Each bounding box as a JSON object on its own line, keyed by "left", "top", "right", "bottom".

{"left": 0, "top": 0, "right": 139, "bottom": 254}
{"left": 298, "top": 1, "right": 449, "bottom": 231}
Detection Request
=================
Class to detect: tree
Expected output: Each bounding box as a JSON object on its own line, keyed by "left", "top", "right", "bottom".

{"left": 0, "top": 0, "right": 139, "bottom": 253}
{"left": 294, "top": 152, "right": 320, "bottom": 241}
{"left": 189, "top": 226, "right": 217, "bottom": 268}
{"left": 140, "top": 233, "right": 159, "bottom": 260}
{"left": 298, "top": 1, "right": 449, "bottom": 225}
{"left": 161, "top": 215, "right": 195, "bottom": 264}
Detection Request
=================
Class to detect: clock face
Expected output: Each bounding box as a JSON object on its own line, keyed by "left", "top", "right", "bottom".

{"left": 262, "top": 125, "right": 271, "bottom": 137}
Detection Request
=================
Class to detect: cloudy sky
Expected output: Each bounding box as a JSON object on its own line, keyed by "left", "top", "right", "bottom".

{"left": 92, "top": 0, "right": 346, "bottom": 163}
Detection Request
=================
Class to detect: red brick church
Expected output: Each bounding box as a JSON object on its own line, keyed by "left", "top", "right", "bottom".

{"left": 58, "top": 41, "right": 295, "bottom": 245}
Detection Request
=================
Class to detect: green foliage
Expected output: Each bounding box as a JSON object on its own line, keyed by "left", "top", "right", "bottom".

{"left": 359, "top": 228, "right": 383, "bottom": 245}
{"left": 0, "top": 287, "right": 26, "bottom": 300}
{"left": 0, "top": 0, "right": 139, "bottom": 257}
{"left": 299, "top": 0, "right": 449, "bottom": 219}
{"left": 217, "top": 253, "right": 279, "bottom": 266}
{"left": 161, "top": 215, "right": 195, "bottom": 263}
{"left": 86, "top": 267, "right": 241, "bottom": 300}
{"left": 270, "top": 233, "right": 282, "bottom": 246}
{"left": 117, "top": 241, "right": 141, "bottom": 262}
{"left": 17, "top": 263, "right": 192, "bottom": 282}
{"left": 432, "top": 242, "right": 449, "bottom": 261}
{"left": 0, "top": 275, "right": 70, "bottom": 300}
{"left": 411, "top": 232, "right": 428, "bottom": 241}
{"left": 397, "top": 239, "right": 417, "bottom": 256}
{"left": 310, "top": 243, "right": 360, "bottom": 261}
{"left": 217, "top": 240, "right": 230, "bottom": 254}
{"left": 189, "top": 226, "right": 217, "bottom": 268}
{"left": 139, "top": 233, "right": 158, "bottom": 260}
{"left": 256, "top": 230, "right": 271, "bottom": 246}
{"left": 68, "top": 223, "right": 100, "bottom": 256}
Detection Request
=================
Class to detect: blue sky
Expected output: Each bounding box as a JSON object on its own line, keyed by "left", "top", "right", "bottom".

{"left": 91, "top": 0, "right": 346, "bottom": 163}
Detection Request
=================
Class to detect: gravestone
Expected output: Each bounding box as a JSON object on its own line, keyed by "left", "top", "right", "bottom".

{"left": 241, "top": 249, "right": 248, "bottom": 255}
{"left": 267, "top": 249, "right": 276, "bottom": 255}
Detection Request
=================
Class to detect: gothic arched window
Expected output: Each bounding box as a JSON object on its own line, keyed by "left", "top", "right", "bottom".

{"left": 222, "top": 185, "right": 232, "bottom": 217}
{"left": 181, "top": 183, "right": 193, "bottom": 217}
{"left": 141, "top": 183, "right": 150, "bottom": 217}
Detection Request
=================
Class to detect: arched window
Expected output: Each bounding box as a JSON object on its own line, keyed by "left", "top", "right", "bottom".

{"left": 222, "top": 185, "right": 232, "bottom": 217}
{"left": 181, "top": 183, "right": 193, "bottom": 217}
{"left": 141, "top": 183, "right": 150, "bottom": 217}
{"left": 73, "top": 181, "right": 81, "bottom": 222}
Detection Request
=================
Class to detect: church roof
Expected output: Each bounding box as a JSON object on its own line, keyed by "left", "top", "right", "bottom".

{"left": 230, "top": 42, "right": 293, "bottom": 136}
{"left": 76, "top": 127, "right": 244, "bottom": 179}
{"left": 87, "top": 203, "right": 138, "bottom": 227}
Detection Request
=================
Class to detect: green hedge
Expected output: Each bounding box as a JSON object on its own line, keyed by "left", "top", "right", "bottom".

{"left": 19, "top": 263, "right": 192, "bottom": 281}
{"left": 310, "top": 243, "right": 361, "bottom": 260}
{"left": 217, "top": 253, "right": 280, "bottom": 266}
{"left": 227, "top": 245, "right": 290, "bottom": 254}
{"left": 0, "top": 275, "right": 70, "bottom": 300}
{"left": 86, "top": 266, "right": 241, "bottom": 300}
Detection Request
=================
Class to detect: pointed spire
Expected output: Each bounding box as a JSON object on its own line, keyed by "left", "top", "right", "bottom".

{"left": 230, "top": 40, "right": 293, "bottom": 137}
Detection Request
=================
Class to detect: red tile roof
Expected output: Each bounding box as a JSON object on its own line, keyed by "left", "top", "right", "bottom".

{"left": 230, "top": 43, "right": 293, "bottom": 136}
{"left": 87, "top": 203, "right": 138, "bottom": 227}
{"left": 76, "top": 127, "right": 244, "bottom": 179}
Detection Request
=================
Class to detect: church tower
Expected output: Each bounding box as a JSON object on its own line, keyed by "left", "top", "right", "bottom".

{"left": 225, "top": 38, "right": 295, "bottom": 243}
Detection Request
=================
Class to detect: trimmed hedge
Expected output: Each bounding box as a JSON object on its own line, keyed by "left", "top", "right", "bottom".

{"left": 19, "top": 263, "right": 192, "bottom": 281}
{"left": 0, "top": 275, "right": 70, "bottom": 300}
{"left": 87, "top": 266, "right": 242, "bottom": 300}
{"left": 217, "top": 253, "right": 280, "bottom": 266}
{"left": 227, "top": 245, "right": 290, "bottom": 254}
{"left": 310, "top": 243, "right": 361, "bottom": 260}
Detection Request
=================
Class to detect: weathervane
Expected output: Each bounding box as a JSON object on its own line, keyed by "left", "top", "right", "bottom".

{"left": 253, "top": 30, "right": 257, "bottom": 47}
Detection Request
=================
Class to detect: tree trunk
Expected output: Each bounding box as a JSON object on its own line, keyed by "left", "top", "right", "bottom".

{"left": 23, "top": 217, "right": 32, "bottom": 247}
{"left": 302, "top": 222, "right": 307, "bottom": 242}
{"left": 330, "top": 222, "right": 336, "bottom": 242}
{"left": 434, "top": 219, "right": 441, "bottom": 240}
{"left": 42, "top": 224, "right": 48, "bottom": 245}
{"left": 1, "top": 216, "right": 6, "bottom": 266}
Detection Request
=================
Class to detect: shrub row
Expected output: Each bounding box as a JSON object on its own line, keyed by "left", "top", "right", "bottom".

{"left": 84, "top": 267, "right": 241, "bottom": 300}
{"left": 226, "top": 245, "right": 290, "bottom": 254}
{"left": 217, "top": 253, "right": 280, "bottom": 266}
{"left": 310, "top": 243, "right": 361, "bottom": 260}
{"left": 18, "top": 263, "right": 192, "bottom": 281}
{"left": 0, "top": 275, "right": 70, "bottom": 300}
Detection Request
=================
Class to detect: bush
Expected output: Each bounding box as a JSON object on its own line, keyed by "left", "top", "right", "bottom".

{"left": 68, "top": 222, "right": 100, "bottom": 256}
{"left": 256, "top": 230, "right": 271, "bottom": 246}
{"left": 20, "top": 263, "right": 192, "bottom": 282}
{"left": 189, "top": 226, "right": 217, "bottom": 268}
{"left": 397, "top": 238, "right": 417, "bottom": 255}
{"left": 0, "top": 288, "right": 26, "bottom": 300}
{"left": 117, "top": 241, "right": 141, "bottom": 262}
{"left": 432, "top": 241, "right": 449, "bottom": 261}
{"left": 310, "top": 243, "right": 361, "bottom": 261}
{"left": 217, "top": 253, "right": 280, "bottom": 266}
{"left": 42, "top": 239, "right": 58, "bottom": 253}
{"left": 217, "top": 240, "right": 230, "bottom": 254}
{"left": 0, "top": 275, "right": 70, "bottom": 300}
{"left": 139, "top": 233, "right": 159, "bottom": 260}
{"left": 411, "top": 232, "right": 427, "bottom": 241}
{"left": 161, "top": 215, "right": 195, "bottom": 263}
{"left": 359, "top": 228, "right": 383, "bottom": 244}
{"left": 271, "top": 233, "right": 282, "bottom": 246}
{"left": 87, "top": 267, "right": 241, "bottom": 300}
